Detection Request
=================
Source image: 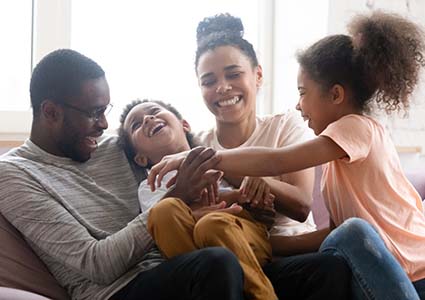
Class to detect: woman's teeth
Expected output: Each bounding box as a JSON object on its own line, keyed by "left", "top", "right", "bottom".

{"left": 217, "top": 96, "right": 241, "bottom": 107}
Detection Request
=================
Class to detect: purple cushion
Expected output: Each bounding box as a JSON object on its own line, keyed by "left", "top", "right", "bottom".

{"left": 311, "top": 166, "right": 329, "bottom": 229}
{"left": 405, "top": 169, "right": 425, "bottom": 200}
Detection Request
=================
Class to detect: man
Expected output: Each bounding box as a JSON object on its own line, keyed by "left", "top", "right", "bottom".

{"left": 0, "top": 49, "right": 244, "bottom": 300}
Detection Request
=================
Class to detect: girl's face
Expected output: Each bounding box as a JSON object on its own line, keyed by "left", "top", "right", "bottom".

{"left": 296, "top": 68, "right": 338, "bottom": 135}
{"left": 196, "top": 46, "right": 262, "bottom": 124}
{"left": 123, "top": 102, "right": 190, "bottom": 166}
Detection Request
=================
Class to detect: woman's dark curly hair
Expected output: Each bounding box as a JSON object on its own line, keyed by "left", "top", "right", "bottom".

{"left": 118, "top": 99, "right": 196, "bottom": 168}
{"left": 195, "top": 13, "right": 258, "bottom": 71}
{"left": 297, "top": 11, "right": 425, "bottom": 113}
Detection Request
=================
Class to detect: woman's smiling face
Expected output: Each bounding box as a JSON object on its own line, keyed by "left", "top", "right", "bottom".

{"left": 196, "top": 45, "right": 262, "bottom": 125}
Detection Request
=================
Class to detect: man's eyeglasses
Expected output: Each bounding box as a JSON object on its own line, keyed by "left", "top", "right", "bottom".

{"left": 61, "top": 103, "right": 113, "bottom": 122}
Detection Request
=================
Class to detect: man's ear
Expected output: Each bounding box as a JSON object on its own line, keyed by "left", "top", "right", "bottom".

{"left": 256, "top": 65, "right": 263, "bottom": 88}
{"left": 330, "top": 84, "right": 345, "bottom": 105}
{"left": 134, "top": 153, "right": 149, "bottom": 167}
{"left": 40, "top": 100, "right": 62, "bottom": 123}
{"left": 182, "top": 119, "right": 191, "bottom": 133}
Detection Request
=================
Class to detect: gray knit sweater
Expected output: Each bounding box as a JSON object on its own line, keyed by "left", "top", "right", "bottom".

{"left": 0, "top": 136, "right": 164, "bottom": 300}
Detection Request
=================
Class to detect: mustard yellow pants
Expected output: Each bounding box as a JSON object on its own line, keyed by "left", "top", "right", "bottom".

{"left": 147, "top": 197, "right": 277, "bottom": 300}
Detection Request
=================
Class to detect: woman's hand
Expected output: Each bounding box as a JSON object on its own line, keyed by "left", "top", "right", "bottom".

{"left": 240, "top": 176, "right": 274, "bottom": 209}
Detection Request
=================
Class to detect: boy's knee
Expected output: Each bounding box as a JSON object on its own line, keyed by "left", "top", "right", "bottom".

{"left": 149, "top": 197, "right": 187, "bottom": 218}
{"left": 194, "top": 212, "right": 235, "bottom": 243}
{"left": 148, "top": 198, "right": 190, "bottom": 233}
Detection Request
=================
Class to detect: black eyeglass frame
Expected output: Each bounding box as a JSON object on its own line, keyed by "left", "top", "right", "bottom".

{"left": 61, "top": 103, "right": 113, "bottom": 122}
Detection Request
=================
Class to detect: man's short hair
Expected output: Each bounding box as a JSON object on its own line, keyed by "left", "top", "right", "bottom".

{"left": 30, "top": 49, "right": 105, "bottom": 117}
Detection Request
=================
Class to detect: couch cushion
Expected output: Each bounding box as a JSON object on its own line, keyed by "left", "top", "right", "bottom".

{"left": 0, "top": 213, "right": 70, "bottom": 300}
{"left": 311, "top": 166, "right": 329, "bottom": 229}
{"left": 405, "top": 169, "right": 425, "bottom": 200}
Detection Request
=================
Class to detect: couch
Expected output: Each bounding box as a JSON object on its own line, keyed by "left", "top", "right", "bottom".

{"left": 1, "top": 166, "right": 424, "bottom": 299}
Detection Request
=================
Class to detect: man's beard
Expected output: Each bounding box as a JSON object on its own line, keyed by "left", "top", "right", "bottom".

{"left": 58, "top": 118, "right": 91, "bottom": 162}
{"left": 58, "top": 138, "right": 90, "bottom": 162}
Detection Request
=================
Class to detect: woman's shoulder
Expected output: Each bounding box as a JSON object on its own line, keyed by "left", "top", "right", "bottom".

{"left": 194, "top": 128, "right": 216, "bottom": 147}
{"left": 254, "top": 110, "right": 311, "bottom": 146}
{"left": 258, "top": 109, "right": 304, "bottom": 126}
{"left": 257, "top": 110, "right": 307, "bottom": 135}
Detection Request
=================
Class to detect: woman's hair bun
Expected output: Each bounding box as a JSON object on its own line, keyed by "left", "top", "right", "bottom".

{"left": 196, "top": 13, "right": 244, "bottom": 44}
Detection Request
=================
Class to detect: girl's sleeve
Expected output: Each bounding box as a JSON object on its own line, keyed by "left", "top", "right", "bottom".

{"left": 320, "top": 115, "right": 373, "bottom": 163}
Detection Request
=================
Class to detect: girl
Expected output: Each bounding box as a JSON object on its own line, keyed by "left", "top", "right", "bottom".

{"left": 150, "top": 11, "right": 425, "bottom": 300}
{"left": 151, "top": 13, "right": 354, "bottom": 300}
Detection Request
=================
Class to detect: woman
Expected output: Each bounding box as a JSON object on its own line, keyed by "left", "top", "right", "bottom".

{"left": 192, "top": 13, "right": 350, "bottom": 300}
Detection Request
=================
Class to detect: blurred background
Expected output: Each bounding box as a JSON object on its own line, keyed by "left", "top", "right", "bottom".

{"left": 1, "top": 0, "right": 424, "bottom": 168}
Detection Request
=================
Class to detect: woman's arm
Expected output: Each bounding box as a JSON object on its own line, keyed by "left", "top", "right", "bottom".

{"left": 263, "top": 167, "right": 314, "bottom": 222}
{"left": 216, "top": 136, "right": 347, "bottom": 177}
{"left": 270, "top": 227, "right": 331, "bottom": 256}
{"left": 271, "top": 217, "right": 335, "bottom": 256}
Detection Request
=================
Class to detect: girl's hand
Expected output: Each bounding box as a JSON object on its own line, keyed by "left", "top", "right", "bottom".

{"left": 148, "top": 146, "right": 219, "bottom": 191}
{"left": 240, "top": 176, "right": 274, "bottom": 209}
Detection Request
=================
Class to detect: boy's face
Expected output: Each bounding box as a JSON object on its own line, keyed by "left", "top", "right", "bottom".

{"left": 123, "top": 102, "right": 191, "bottom": 166}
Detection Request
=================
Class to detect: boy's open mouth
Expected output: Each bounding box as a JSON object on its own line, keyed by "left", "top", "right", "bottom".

{"left": 149, "top": 122, "right": 166, "bottom": 137}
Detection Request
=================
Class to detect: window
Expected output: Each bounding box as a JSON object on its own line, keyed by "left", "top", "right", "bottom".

{"left": 272, "top": 0, "right": 329, "bottom": 112}
{"left": 70, "top": 0, "right": 260, "bottom": 132}
{"left": 0, "top": 1, "right": 32, "bottom": 111}
{"left": 6, "top": 0, "right": 423, "bottom": 156}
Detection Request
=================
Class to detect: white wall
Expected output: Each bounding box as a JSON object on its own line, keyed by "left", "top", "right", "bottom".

{"left": 328, "top": 0, "right": 425, "bottom": 168}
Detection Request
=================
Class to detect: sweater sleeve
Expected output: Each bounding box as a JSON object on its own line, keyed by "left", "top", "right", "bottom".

{"left": 0, "top": 161, "right": 155, "bottom": 285}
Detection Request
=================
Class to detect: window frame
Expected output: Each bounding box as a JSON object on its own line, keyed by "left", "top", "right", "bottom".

{"left": 0, "top": 0, "right": 275, "bottom": 141}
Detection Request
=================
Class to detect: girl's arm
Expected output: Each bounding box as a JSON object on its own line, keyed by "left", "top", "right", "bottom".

{"left": 216, "top": 136, "right": 347, "bottom": 177}
{"left": 270, "top": 217, "right": 336, "bottom": 256}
